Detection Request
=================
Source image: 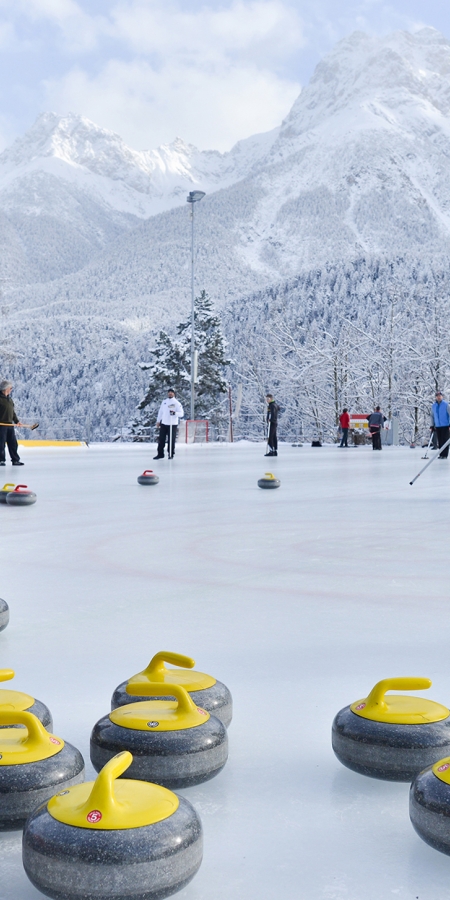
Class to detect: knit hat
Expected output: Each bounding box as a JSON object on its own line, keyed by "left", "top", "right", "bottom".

{"left": 167, "top": 387, "right": 176, "bottom": 394}
{"left": 0, "top": 380, "right": 12, "bottom": 392}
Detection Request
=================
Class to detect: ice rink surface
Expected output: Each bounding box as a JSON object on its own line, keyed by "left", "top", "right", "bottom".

{"left": 1, "top": 440, "right": 450, "bottom": 899}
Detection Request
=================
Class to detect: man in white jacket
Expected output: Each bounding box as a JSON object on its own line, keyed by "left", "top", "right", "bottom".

{"left": 154, "top": 389, "right": 184, "bottom": 459}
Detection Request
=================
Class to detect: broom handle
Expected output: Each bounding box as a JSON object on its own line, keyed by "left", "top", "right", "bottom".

{"left": 410, "top": 436, "right": 450, "bottom": 485}
{"left": 0, "top": 422, "right": 38, "bottom": 430}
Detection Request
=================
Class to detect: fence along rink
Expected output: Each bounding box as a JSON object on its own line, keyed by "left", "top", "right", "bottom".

{"left": 183, "top": 420, "right": 209, "bottom": 443}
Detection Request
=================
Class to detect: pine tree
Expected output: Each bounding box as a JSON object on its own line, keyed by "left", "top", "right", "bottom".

{"left": 132, "top": 291, "right": 229, "bottom": 436}
{"left": 177, "top": 290, "right": 230, "bottom": 419}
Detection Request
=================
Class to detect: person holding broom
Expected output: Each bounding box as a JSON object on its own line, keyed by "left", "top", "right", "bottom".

{"left": 430, "top": 390, "right": 450, "bottom": 459}
{"left": 366, "top": 406, "right": 386, "bottom": 450}
{"left": 154, "top": 388, "right": 184, "bottom": 459}
{"left": 265, "top": 394, "right": 279, "bottom": 457}
{"left": 0, "top": 380, "right": 25, "bottom": 466}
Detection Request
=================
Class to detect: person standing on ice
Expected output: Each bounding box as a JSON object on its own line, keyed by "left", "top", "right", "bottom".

{"left": 367, "top": 406, "right": 386, "bottom": 451}
{"left": 430, "top": 390, "right": 450, "bottom": 459}
{"left": 265, "top": 394, "right": 279, "bottom": 456}
{"left": 154, "top": 389, "right": 184, "bottom": 460}
{"left": 0, "top": 380, "right": 25, "bottom": 466}
{"left": 339, "top": 408, "right": 350, "bottom": 447}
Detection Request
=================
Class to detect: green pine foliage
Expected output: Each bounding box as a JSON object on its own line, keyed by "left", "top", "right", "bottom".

{"left": 132, "top": 291, "right": 229, "bottom": 435}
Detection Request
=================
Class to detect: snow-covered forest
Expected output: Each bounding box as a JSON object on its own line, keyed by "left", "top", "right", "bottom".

{"left": 224, "top": 257, "right": 450, "bottom": 445}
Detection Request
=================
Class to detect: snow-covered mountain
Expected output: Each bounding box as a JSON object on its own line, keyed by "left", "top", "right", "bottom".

{"left": 4, "top": 27, "right": 450, "bottom": 436}
{"left": 0, "top": 112, "right": 278, "bottom": 282}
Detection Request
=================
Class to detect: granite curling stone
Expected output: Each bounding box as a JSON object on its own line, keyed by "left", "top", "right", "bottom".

{"left": 0, "top": 598, "right": 9, "bottom": 632}
{"left": 23, "top": 750, "right": 202, "bottom": 900}
{"left": 410, "top": 756, "right": 450, "bottom": 856}
{"left": 0, "top": 709, "right": 84, "bottom": 830}
{"left": 5, "top": 484, "right": 37, "bottom": 506}
{"left": 137, "top": 469, "right": 159, "bottom": 486}
{"left": 92, "top": 683, "right": 228, "bottom": 789}
{"left": 332, "top": 677, "right": 450, "bottom": 782}
{"left": 257, "top": 472, "right": 280, "bottom": 489}
{"left": 0, "top": 482, "right": 15, "bottom": 504}
{"left": 111, "top": 650, "right": 233, "bottom": 727}
{"left": 0, "top": 668, "right": 53, "bottom": 730}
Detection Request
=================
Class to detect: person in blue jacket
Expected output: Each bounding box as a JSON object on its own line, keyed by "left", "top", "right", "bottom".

{"left": 430, "top": 390, "right": 450, "bottom": 459}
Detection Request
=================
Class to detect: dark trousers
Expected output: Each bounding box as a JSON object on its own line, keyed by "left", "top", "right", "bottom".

{"left": 268, "top": 422, "right": 278, "bottom": 451}
{"left": 436, "top": 425, "right": 450, "bottom": 458}
{"left": 339, "top": 428, "right": 348, "bottom": 447}
{"left": 158, "top": 423, "right": 178, "bottom": 457}
{"left": 0, "top": 425, "right": 20, "bottom": 463}
{"left": 370, "top": 427, "right": 382, "bottom": 450}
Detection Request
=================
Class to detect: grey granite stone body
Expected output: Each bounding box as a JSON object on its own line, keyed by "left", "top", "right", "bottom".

{"left": 0, "top": 743, "right": 85, "bottom": 829}
{"left": 111, "top": 680, "right": 233, "bottom": 727}
{"left": 137, "top": 475, "right": 159, "bottom": 485}
{"left": 257, "top": 478, "right": 280, "bottom": 489}
{"left": 0, "top": 597, "right": 9, "bottom": 631}
{"left": 410, "top": 766, "right": 450, "bottom": 855}
{"left": 22, "top": 794, "right": 202, "bottom": 900}
{"left": 332, "top": 706, "right": 450, "bottom": 781}
{"left": 5, "top": 491, "right": 37, "bottom": 506}
{"left": 90, "top": 715, "right": 228, "bottom": 789}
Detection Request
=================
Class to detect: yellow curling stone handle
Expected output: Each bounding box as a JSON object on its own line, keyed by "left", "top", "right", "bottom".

{"left": 146, "top": 651, "right": 195, "bottom": 678}
{"left": 0, "top": 669, "right": 15, "bottom": 683}
{"left": 351, "top": 677, "right": 450, "bottom": 724}
{"left": 1, "top": 484, "right": 15, "bottom": 492}
{"left": 48, "top": 751, "right": 179, "bottom": 829}
{"left": 0, "top": 709, "right": 64, "bottom": 763}
{"left": 0, "top": 668, "right": 36, "bottom": 713}
{"left": 115, "top": 682, "right": 210, "bottom": 731}
{"left": 128, "top": 649, "right": 216, "bottom": 691}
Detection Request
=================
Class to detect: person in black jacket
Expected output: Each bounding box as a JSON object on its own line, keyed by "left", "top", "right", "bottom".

{"left": 0, "top": 380, "right": 24, "bottom": 466}
{"left": 367, "top": 406, "right": 386, "bottom": 451}
{"left": 265, "top": 394, "right": 279, "bottom": 457}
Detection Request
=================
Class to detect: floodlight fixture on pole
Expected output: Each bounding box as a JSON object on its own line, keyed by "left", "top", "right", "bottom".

{"left": 186, "top": 190, "right": 206, "bottom": 421}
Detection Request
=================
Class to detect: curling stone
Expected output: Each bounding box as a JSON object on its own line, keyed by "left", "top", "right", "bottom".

{"left": 111, "top": 650, "right": 233, "bottom": 727}
{"left": 23, "top": 751, "right": 202, "bottom": 900}
{"left": 0, "top": 709, "right": 84, "bottom": 829}
{"left": 0, "top": 598, "right": 9, "bottom": 632}
{"left": 0, "top": 668, "right": 53, "bottom": 730}
{"left": 257, "top": 472, "right": 280, "bottom": 489}
{"left": 5, "top": 484, "right": 37, "bottom": 506}
{"left": 410, "top": 756, "right": 450, "bottom": 855}
{"left": 137, "top": 469, "right": 159, "bottom": 486}
{"left": 332, "top": 677, "right": 450, "bottom": 782}
{"left": 0, "top": 482, "right": 15, "bottom": 504}
{"left": 91, "top": 683, "right": 228, "bottom": 789}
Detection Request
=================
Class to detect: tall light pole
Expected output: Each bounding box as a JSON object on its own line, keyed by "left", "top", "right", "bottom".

{"left": 186, "top": 190, "right": 205, "bottom": 421}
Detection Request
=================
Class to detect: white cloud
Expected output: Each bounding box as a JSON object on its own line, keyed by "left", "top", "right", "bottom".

{"left": 110, "top": 0, "right": 304, "bottom": 64}
{"left": 44, "top": 55, "right": 300, "bottom": 150}
{"left": 0, "top": 0, "right": 109, "bottom": 51}
{"left": 38, "top": 0, "right": 303, "bottom": 150}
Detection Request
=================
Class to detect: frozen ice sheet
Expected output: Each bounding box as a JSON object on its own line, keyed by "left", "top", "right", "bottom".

{"left": 1, "top": 441, "right": 450, "bottom": 899}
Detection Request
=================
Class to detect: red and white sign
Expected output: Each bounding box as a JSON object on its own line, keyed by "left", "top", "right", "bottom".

{"left": 86, "top": 810, "right": 102, "bottom": 823}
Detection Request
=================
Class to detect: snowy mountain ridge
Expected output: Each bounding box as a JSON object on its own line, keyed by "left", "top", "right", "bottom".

{"left": 0, "top": 111, "right": 279, "bottom": 218}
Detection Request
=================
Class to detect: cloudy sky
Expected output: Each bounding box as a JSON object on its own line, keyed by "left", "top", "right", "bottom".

{"left": 0, "top": 0, "right": 448, "bottom": 152}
